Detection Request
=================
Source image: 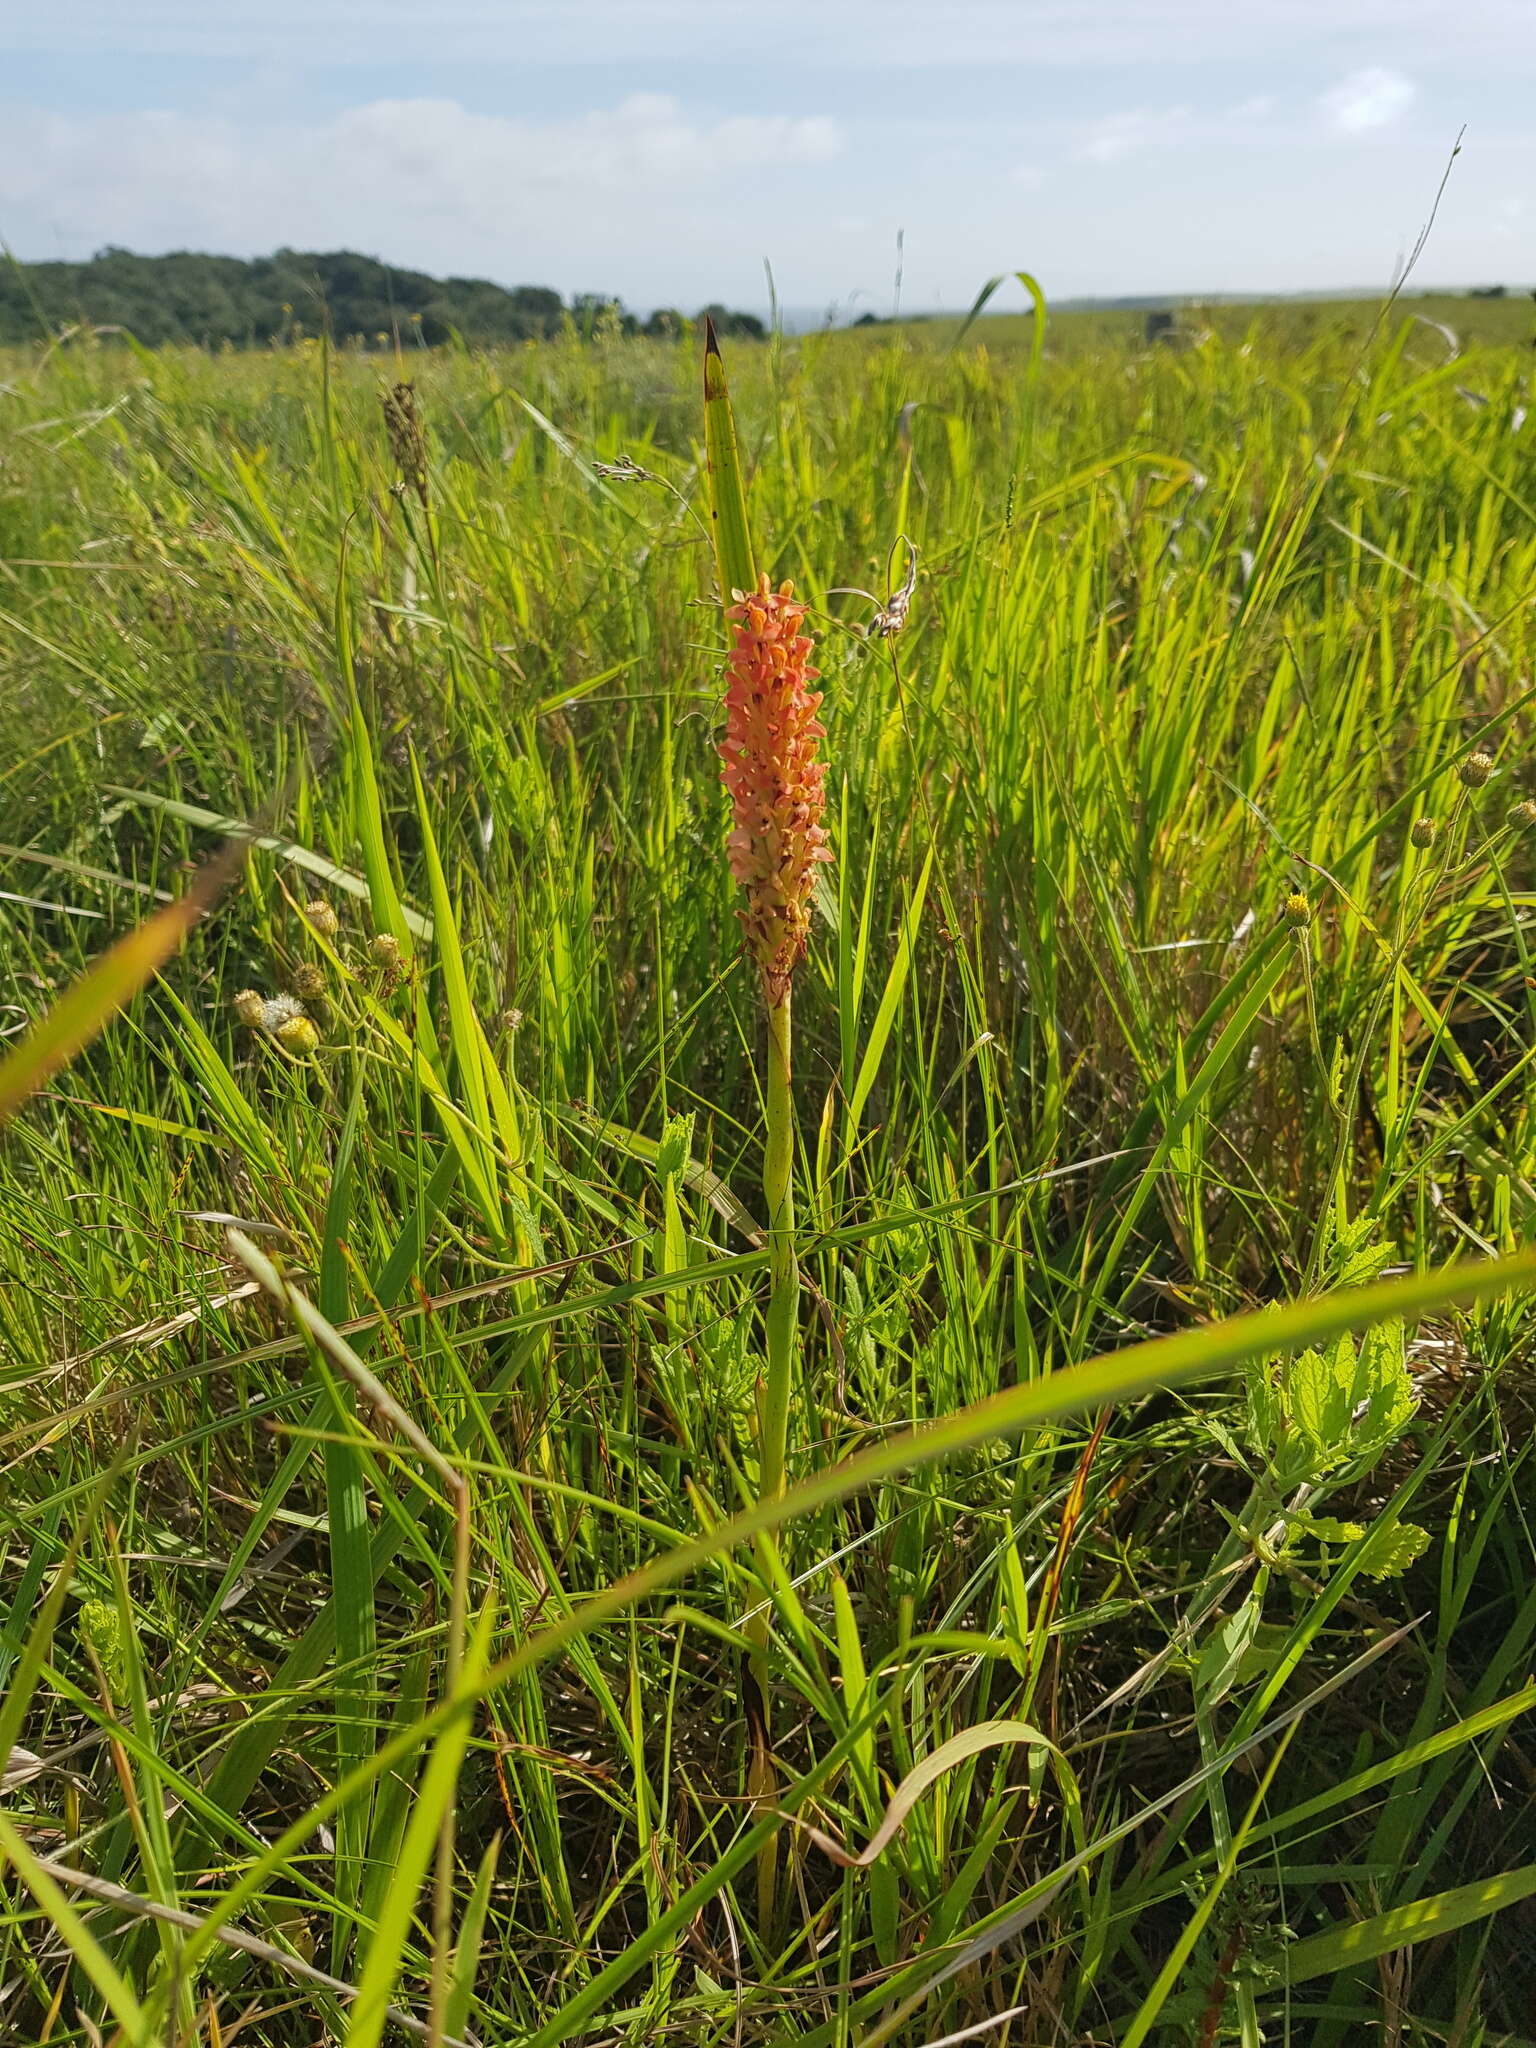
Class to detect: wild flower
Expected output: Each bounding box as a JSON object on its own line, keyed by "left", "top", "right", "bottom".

{"left": 1283, "top": 891, "right": 1312, "bottom": 928}
{"left": 234, "top": 990, "right": 310, "bottom": 1036}
{"left": 719, "top": 575, "right": 831, "bottom": 1003}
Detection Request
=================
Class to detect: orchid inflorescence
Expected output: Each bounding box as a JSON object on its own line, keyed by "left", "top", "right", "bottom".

{"left": 718, "top": 574, "right": 831, "bottom": 1002}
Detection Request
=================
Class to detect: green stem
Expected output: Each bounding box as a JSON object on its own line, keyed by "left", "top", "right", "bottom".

{"left": 758, "top": 986, "right": 798, "bottom": 1507}
{"left": 749, "top": 983, "right": 798, "bottom": 1929}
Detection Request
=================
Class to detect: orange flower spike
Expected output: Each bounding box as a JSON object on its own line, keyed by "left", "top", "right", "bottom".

{"left": 719, "top": 575, "right": 832, "bottom": 999}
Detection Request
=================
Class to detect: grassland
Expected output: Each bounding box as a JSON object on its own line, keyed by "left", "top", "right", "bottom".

{"left": 2, "top": 296, "right": 1536, "bottom": 2045}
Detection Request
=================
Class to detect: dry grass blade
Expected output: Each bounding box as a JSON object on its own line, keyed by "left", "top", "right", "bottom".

{"left": 0, "top": 835, "right": 246, "bottom": 1124}
{"left": 14, "top": 1849, "right": 472, "bottom": 2047}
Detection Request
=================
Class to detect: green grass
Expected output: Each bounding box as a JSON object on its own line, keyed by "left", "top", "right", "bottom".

{"left": 3, "top": 295, "right": 1536, "bottom": 2045}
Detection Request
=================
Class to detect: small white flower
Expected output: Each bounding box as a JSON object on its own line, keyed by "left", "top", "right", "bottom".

{"left": 259, "top": 994, "right": 306, "bottom": 1033}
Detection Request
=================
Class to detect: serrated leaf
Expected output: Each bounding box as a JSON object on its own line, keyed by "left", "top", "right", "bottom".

{"left": 1333, "top": 1217, "right": 1396, "bottom": 1289}
{"left": 1289, "top": 1311, "right": 1412, "bottom": 1474}
{"left": 1296, "top": 1516, "right": 1367, "bottom": 1547}
{"left": 1354, "top": 1317, "right": 1413, "bottom": 1447}
{"left": 1290, "top": 1341, "right": 1346, "bottom": 1463}
{"left": 1358, "top": 1519, "right": 1432, "bottom": 1580}
{"left": 1243, "top": 1355, "right": 1284, "bottom": 1455}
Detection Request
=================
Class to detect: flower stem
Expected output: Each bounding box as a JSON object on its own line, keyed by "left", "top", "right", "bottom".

{"left": 748, "top": 984, "right": 798, "bottom": 1929}
{"left": 758, "top": 986, "right": 798, "bottom": 1507}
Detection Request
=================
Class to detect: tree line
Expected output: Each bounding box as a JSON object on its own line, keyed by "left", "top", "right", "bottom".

{"left": 0, "top": 247, "right": 767, "bottom": 348}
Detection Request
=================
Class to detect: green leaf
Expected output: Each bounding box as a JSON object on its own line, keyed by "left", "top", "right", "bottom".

{"left": 443, "top": 1835, "right": 501, "bottom": 2044}
{"left": 656, "top": 1109, "right": 696, "bottom": 1183}
{"left": 954, "top": 269, "right": 1048, "bottom": 363}
{"left": 1296, "top": 1516, "right": 1368, "bottom": 1547}
{"left": 1289, "top": 1309, "right": 1412, "bottom": 1474}
{"left": 320, "top": 1074, "right": 378, "bottom": 1931}
{"left": 343, "top": 1599, "right": 495, "bottom": 2048}
{"left": 1357, "top": 1519, "right": 1432, "bottom": 1580}
{"left": 1289, "top": 1341, "right": 1344, "bottom": 1466}
{"left": 103, "top": 785, "right": 432, "bottom": 938}
{"left": 795, "top": 1719, "right": 1055, "bottom": 1870}
{"left": 1194, "top": 1589, "right": 1265, "bottom": 1709}
{"left": 847, "top": 843, "right": 935, "bottom": 1134}
{"left": 1282, "top": 1862, "right": 1536, "bottom": 1983}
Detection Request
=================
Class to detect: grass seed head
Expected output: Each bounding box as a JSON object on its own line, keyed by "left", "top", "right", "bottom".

{"left": 303, "top": 897, "right": 340, "bottom": 940}
{"left": 381, "top": 381, "right": 429, "bottom": 508}
{"left": 290, "top": 962, "right": 328, "bottom": 1001}
{"left": 371, "top": 931, "right": 404, "bottom": 992}
{"left": 719, "top": 574, "right": 832, "bottom": 1001}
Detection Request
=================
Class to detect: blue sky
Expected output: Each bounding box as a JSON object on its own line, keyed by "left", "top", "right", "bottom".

{"left": 2, "top": 2, "right": 1529, "bottom": 315}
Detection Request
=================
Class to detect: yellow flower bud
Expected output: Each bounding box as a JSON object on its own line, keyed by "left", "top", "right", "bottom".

{"left": 275, "top": 1014, "right": 321, "bottom": 1055}
{"left": 1283, "top": 891, "right": 1311, "bottom": 929}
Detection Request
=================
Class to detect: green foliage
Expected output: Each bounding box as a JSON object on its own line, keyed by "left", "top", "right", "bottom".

{"left": 0, "top": 245, "right": 764, "bottom": 349}
{"left": 1248, "top": 1215, "right": 1415, "bottom": 1484}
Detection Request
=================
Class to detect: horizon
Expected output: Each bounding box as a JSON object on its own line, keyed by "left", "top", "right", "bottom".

{"left": 6, "top": 242, "right": 1531, "bottom": 334}
{"left": 1, "top": 2, "right": 1528, "bottom": 313}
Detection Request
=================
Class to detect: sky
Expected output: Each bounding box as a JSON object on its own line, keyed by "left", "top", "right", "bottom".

{"left": 1, "top": 2, "right": 1530, "bottom": 317}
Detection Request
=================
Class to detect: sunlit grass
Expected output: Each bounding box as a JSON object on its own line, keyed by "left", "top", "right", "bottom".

{"left": 2, "top": 298, "right": 1536, "bottom": 2044}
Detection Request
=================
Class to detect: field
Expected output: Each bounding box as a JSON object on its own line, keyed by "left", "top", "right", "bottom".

{"left": 3, "top": 295, "right": 1536, "bottom": 2044}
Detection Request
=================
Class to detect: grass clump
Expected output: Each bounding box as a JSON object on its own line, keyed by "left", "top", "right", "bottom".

{"left": 2, "top": 300, "right": 1536, "bottom": 2044}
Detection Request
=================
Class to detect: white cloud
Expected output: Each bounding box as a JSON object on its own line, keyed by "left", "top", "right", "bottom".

{"left": 0, "top": 95, "right": 845, "bottom": 298}
{"left": 1321, "top": 67, "right": 1418, "bottom": 132}
{"left": 1074, "top": 109, "right": 1190, "bottom": 164}
{"left": 1010, "top": 165, "right": 1046, "bottom": 189}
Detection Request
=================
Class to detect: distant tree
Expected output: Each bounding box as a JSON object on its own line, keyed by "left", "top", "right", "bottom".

{"left": 1470, "top": 284, "right": 1508, "bottom": 299}
{"left": 697, "top": 302, "right": 766, "bottom": 340}
{"left": 852, "top": 311, "right": 881, "bottom": 327}
{"left": 571, "top": 294, "right": 637, "bottom": 339}
{"left": 644, "top": 308, "right": 688, "bottom": 338}
{"left": 0, "top": 249, "right": 763, "bottom": 351}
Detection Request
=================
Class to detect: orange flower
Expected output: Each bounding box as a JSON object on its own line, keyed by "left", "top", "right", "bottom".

{"left": 719, "top": 575, "right": 831, "bottom": 1000}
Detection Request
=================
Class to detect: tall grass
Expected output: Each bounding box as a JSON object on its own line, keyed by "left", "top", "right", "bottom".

{"left": 2, "top": 302, "right": 1536, "bottom": 2044}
